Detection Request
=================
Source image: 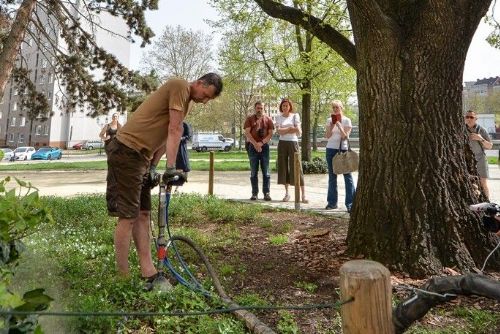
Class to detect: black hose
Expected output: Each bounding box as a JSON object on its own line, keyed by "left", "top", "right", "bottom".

{"left": 169, "top": 235, "right": 277, "bottom": 334}
{"left": 393, "top": 274, "right": 500, "bottom": 333}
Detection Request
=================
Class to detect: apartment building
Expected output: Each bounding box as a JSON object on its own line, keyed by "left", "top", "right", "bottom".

{"left": 0, "top": 6, "right": 130, "bottom": 148}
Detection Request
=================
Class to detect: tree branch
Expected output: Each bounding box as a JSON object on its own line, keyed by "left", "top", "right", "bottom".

{"left": 253, "top": 0, "right": 357, "bottom": 69}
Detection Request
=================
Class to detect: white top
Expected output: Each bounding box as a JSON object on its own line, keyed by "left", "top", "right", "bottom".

{"left": 276, "top": 113, "right": 301, "bottom": 142}
{"left": 326, "top": 116, "right": 352, "bottom": 149}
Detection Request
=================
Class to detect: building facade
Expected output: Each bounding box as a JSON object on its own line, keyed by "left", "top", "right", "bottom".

{"left": 0, "top": 6, "right": 130, "bottom": 148}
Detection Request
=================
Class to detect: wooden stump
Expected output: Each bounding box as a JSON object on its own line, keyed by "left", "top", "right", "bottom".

{"left": 339, "top": 260, "right": 394, "bottom": 334}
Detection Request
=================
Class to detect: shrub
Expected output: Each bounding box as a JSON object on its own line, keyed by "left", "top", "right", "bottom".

{"left": 302, "top": 157, "right": 327, "bottom": 174}
{"left": 0, "top": 150, "right": 4, "bottom": 160}
{"left": 0, "top": 177, "right": 54, "bottom": 333}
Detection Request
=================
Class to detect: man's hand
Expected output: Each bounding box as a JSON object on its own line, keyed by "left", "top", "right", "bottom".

{"left": 163, "top": 166, "right": 187, "bottom": 185}
{"left": 469, "top": 133, "right": 483, "bottom": 142}
{"left": 253, "top": 141, "right": 263, "bottom": 152}
{"left": 148, "top": 164, "right": 160, "bottom": 189}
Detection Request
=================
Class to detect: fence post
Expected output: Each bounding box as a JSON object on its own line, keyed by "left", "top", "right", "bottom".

{"left": 339, "top": 260, "right": 394, "bottom": 334}
{"left": 294, "top": 152, "right": 300, "bottom": 210}
{"left": 208, "top": 151, "right": 214, "bottom": 195}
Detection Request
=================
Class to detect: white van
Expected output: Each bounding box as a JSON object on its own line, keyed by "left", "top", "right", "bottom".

{"left": 192, "top": 134, "right": 232, "bottom": 152}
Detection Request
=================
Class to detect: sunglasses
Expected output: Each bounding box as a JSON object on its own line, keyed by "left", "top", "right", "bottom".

{"left": 464, "top": 116, "right": 475, "bottom": 119}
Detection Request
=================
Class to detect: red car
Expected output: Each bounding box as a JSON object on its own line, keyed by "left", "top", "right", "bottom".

{"left": 72, "top": 142, "right": 85, "bottom": 150}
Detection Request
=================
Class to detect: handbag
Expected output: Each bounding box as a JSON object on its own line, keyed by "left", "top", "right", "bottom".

{"left": 332, "top": 138, "right": 359, "bottom": 174}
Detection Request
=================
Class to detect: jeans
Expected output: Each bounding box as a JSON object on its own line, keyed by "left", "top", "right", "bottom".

{"left": 326, "top": 148, "right": 356, "bottom": 210}
{"left": 247, "top": 143, "right": 271, "bottom": 195}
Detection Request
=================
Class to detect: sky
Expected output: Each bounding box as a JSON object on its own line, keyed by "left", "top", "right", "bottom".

{"left": 129, "top": 0, "right": 500, "bottom": 83}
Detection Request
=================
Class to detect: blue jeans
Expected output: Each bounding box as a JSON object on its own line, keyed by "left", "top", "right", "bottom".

{"left": 326, "top": 148, "right": 356, "bottom": 210}
{"left": 247, "top": 143, "right": 271, "bottom": 195}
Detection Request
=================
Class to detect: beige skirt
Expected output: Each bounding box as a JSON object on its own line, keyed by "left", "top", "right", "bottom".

{"left": 277, "top": 140, "right": 304, "bottom": 185}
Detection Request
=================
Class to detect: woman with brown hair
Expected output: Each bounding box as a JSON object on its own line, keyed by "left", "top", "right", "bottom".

{"left": 99, "top": 113, "right": 122, "bottom": 145}
{"left": 275, "top": 98, "right": 308, "bottom": 203}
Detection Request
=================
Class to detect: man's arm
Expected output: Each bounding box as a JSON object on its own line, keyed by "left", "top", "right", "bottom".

{"left": 166, "top": 109, "right": 184, "bottom": 168}
{"left": 262, "top": 126, "right": 273, "bottom": 144}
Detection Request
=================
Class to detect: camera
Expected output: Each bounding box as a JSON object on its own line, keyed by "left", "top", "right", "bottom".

{"left": 483, "top": 203, "right": 500, "bottom": 233}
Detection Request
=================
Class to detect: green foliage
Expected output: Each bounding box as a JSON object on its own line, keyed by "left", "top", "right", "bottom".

{"left": 0, "top": 177, "right": 54, "bottom": 333}
{"left": 0, "top": 150, "right": 4, "bottom": 160}
{"left": 302, "top": 156, "right": 327, "bottom": 174}
{"left": 276, "top": 310, "right": 299, "bottom": 334}
{"left": 294, "top": 281, "right": 318, "bottom": 293}
{"left": 268, "top": 234, "right": 288, "bottom": 246}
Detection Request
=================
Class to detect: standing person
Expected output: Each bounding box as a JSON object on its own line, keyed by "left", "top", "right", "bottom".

{"left": 99, "top": 113, "right": 122, "bottom": 145}
{"left": 325, "top": 100, "right": 356, "bottom": 212}
{"left": 244, "top": 101, "right": 274, "bottom": 201}
{"left": 275, "top": 98, "right": 307, "bottom": 203}
{"left": 106, "top": 73, "right": 223, "bottom": 289}
{"left": 465, "top": 110, "right": 493, "bottom": 199}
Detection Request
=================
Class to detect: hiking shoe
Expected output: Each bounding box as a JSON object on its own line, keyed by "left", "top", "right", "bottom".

{"left": 264, "top": 193, "right": 272, "bottom": 201}
{"left": 325, "top": 204, "right": 338, "bottom": 210}
{"left": 250, "top": 194, "right": 257, "bottom": 200}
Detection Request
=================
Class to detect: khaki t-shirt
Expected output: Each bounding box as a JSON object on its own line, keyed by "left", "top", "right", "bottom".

{"left": 117, "top": 79, "right": 192, "bottom": 160}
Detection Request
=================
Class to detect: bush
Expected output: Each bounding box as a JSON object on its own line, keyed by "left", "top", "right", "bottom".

{"left": 0, "top": 150, "right": 4, "bottom": 160}
{"left": 302, "top": 157, "right": 327, "bottom": 174}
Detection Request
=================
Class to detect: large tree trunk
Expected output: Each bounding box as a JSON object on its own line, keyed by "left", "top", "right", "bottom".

{"left": 0, "top": 0, "right": 36, "bottom": 98}
{"left": 346, "top": 0, "right": 497, "bottom": 276}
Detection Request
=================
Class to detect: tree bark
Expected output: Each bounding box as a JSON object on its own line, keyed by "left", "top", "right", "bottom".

{"left": 301, "top": 81, "right": 312, "bottom": 162}
{"left": 346, "top": 0, "right": 496, "bottom": 276}
{"left": 255, "top": 0, "right": 498, "bottom": 276}
{"left": 0, "top": 0, "right": 37, "bottom": 98}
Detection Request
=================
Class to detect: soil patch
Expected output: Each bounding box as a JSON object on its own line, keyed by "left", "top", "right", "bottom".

{"left": 200, "top": 209, "right": 500, "bottom": 333}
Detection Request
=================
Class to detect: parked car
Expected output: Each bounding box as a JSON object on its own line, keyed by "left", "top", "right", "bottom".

{"left": 13, "top": 146, "right": 36, "bottom": 161}
{"left": 72, "top": 142, "right": 85, "bottom": 150}
{"left": 192, "top": 134, "right": 232, "bottom": 152}
{"left": 32, "top": 147, "right": 62, "bottom": 160}
{"left": 83, "top": 140, "right": 105, "bottom": 150}
{"left": 1, "top": 148, "right": 14, "bottom": 161}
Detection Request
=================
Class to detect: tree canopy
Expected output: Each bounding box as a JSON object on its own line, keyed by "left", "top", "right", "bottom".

{"left": 0, "top": 0, "right": 158, "bottom": 119}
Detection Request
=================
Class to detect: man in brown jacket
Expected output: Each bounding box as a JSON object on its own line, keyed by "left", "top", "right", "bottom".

{"left": 106, "top": 73, "right": 223, "bottom": 289}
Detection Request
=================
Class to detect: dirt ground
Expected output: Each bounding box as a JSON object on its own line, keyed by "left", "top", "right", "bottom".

{"left": 203, "top": 210, "right": 500, "bottom": 334}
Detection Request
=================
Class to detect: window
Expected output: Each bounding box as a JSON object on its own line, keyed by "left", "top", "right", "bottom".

{"left": 39, "top": 74, "right": 45, "bottom": 84}
{"left": 41, "top": 59, "right": 48, "bottom": 68}
{"left": 8, "top": 133, "right": 14, "bottom": 142}
{"left": 35, "top": 125, "right": 42, "bottom": 135}
{"left": 13, "top": 102, "right": 17, "bottom": 111}
{"left": 20, "top": 117, "right": 26, "bottom": 127}
{"left": 48, "top": 73, "right": 54, "bottom": 83}
{"left": 14, "top": 88, "right": 18, "bottom": 95}
{"left": 0, "top": 111, "right": 2, "bottom": 119}
{"left": 43, "top": 125, "right": 49, "bottom": 135}
{"left": 47, "top": 91, "right": 52, "bottom": 99}
{"left": 18, "top": 134, "right": 24, "bottom": 143}
{"left": 10, "top": 117, "right": 16, "bottom": 126}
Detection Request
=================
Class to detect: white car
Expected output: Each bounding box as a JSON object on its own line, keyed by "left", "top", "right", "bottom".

{"left": 1, "top": 148, "right": 14, "bottom": 161}
{"left": 13, "top": 146, "right": 36, "bottom": 161}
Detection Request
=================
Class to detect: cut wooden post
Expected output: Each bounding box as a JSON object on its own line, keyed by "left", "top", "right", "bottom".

{"left": 208, "top": 151, "right": 214, "bottom": 195}
{"left": 339, "top": 260, "right": 394, "bottom": 334}
{"left": 294, "top": 152, "right": 300, "bottom": 210}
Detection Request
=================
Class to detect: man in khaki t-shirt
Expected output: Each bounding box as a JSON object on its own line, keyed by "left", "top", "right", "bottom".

{"left": 106, "top": 73, "right": 223, "bottom": 289}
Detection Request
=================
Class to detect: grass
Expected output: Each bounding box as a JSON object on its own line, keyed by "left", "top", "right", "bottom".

{"left": 11, "top": 193, "right": 267, "bottom": 333}
{"left": 0, "top": 149, "right": 327, "bottom": 171}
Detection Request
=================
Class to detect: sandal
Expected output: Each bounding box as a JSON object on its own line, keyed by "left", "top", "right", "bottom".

{"left": 282, "top": 194, "right": 290, "bottom": 202}
{"left": 301, "top": 198, "right": 309, "bottom": 204}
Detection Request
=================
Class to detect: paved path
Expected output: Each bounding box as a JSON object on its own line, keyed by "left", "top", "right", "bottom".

{"left": 2, "top": 165, "right": 499, "bottom": 214}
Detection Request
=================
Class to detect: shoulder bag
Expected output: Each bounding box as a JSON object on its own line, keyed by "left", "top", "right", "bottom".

{"left": 332, "top": 138, "right": 359, "bottom": 174}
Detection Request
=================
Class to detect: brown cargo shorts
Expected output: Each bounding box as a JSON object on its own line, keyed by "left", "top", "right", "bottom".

{"left": 106, "top": 139, "right": 151, "bottom": 218}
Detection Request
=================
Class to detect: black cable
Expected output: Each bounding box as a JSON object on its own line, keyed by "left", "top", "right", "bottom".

{"left": 0, "top": 298, "right": 353, "bottom": 318}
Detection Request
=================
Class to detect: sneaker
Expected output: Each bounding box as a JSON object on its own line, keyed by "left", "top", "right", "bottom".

{"left": 325, "top": 204, "right": 338, "bottom": 210}
{"left": 264, "top": 193, "right": 272, "bottom": 201}
{"left": 143, "top": 273, "right": 173, "bottom": 292}
{"left": 250, "top": 194, "right": 257, "bottom": 200}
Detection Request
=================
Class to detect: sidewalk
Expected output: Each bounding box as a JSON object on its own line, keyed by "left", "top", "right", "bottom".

{"left": 2, "top": 165, "right": 499, "bottom": 215}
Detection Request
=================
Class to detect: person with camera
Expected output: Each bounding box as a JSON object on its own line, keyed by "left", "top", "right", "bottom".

{"left": 105, "top": 73, "right": 223, "bottom": 290}
{"left": 465, "top": 110, "right": 493, "bottom": 199}
{"left": 275, "top": 98, "right": 307, "bottom": 203}
{"left": 244, "top": 101, "right": 274, "bottom": 201}
{"left": 324, "top": 100, "right": 355, "bottom": 212}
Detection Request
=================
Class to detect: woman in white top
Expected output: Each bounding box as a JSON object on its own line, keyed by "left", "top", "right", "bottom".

{"left": 276, "top": 98, "right": 307, "bottom": 203}
{"left": 325, "top": 100, "right": 355, "bottom": 212}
